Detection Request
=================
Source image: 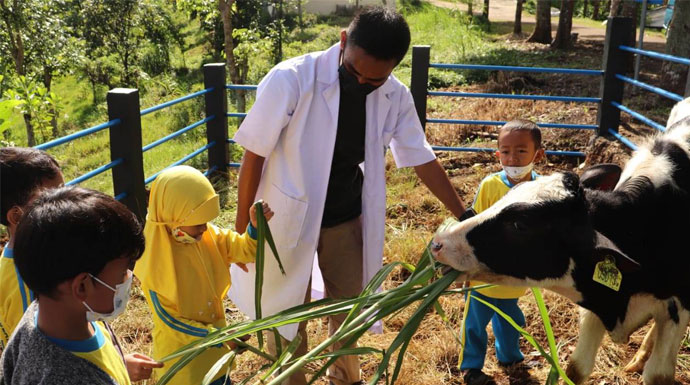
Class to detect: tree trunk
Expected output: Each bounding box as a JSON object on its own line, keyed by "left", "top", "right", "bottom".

{"left": 610, "top": 0, "right": 621, "bottom": 16}
{"left": 528, "top": 0, "right": 552, "bottom": 43}
{"left": 468, "top": 0, "right": 473, "bottom": 16}
{"left": 23, "top": 113, "right": 35, "bottom": 147}
{"left": 593, "top": 0, "right": 600, "bottom": 19}
{"left": 661, "top": 0, "right": 690, "bottom": 94}
{"left": 42, "top": 70, "right": 59, "bottom": 138}
{"left": 551, "top": 0, "right": 575, "bottom": 49}
{"left": 514, "top": 0, "right": 523, "bottom": 34}
{"left": 482, "top": 0, "right": 489, "bottom": 19}
{"left": 297, "top": 0, "right": 303, "bottom": 32}
{"left": 583, "top": 0, "right": 588, "bottom": 18}
{"left": 219, "top": 0, "right": 246, "bottom": 113}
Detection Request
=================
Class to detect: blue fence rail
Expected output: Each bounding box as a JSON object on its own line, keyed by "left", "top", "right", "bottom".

{"left": 411, "top": 45, "right": 605, "bottom": 158}
{"left": 32, "top": 65, "right": 229, "bottom": 220}
{"left": 600, "top": 19, "right": 690, "bottom": 150}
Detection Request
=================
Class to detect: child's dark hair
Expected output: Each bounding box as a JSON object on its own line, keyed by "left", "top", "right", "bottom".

{"left": 499, "top": 119, "right": 542, "bottom": 149}
{"left": 0, "top": 147, "right": 61, "bottom": 226}
{"left": 13, "top": 186, "right": 144, "bottom": 298}
{"left": 346, "top": 7, "right": 411, "bottom": 64}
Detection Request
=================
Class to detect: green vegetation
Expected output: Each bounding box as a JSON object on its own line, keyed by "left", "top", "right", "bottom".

{"left": 0, "top": 1, "right": 510, "bottom": 195}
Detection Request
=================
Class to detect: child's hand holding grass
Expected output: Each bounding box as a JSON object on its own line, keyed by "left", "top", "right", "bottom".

{"left": 125, "top": 353, "right": 164, "bottom": 381}
{"left": 236, "top": 201, "right": 274, "bottom": 273}
{"left": 249, "top": 200, "right": 274, "bottom": 228}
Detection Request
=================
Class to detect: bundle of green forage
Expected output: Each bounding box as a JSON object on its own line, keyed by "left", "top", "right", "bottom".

{"left": 157, "top": 209, "right": 573, "bottom": 385}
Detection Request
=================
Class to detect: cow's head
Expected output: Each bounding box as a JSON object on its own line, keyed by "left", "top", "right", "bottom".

{"left": 432, "top": 171, "right": 636, "bottom": 295}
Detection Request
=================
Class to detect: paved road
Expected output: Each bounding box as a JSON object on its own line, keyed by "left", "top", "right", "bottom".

{"left": 427, "top": 0, "right": 666, "bottom": 46}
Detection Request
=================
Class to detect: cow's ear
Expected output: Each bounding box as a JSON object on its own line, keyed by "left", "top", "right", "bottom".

{"left": 593, "top": 231, "right": 640, "bottom": 273}
{"left": 581, "top": 164, "right": 622, "bottom": 191}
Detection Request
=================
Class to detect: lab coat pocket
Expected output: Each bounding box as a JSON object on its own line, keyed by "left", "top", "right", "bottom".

{"left": 264, "top": 183, "right": 308, "bottom": 249}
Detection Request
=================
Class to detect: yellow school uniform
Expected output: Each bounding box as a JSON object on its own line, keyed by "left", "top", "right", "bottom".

{"left": 39, "top": 313, "right": 130, "bottom": 385}
{"left": 134, "top": 166, "right": 256, "bottom": 385}
{"left": 0, "top": 247, "right": 34, "bottom": 349}
{"left": 469, "top": 171, "right": 537, "bottom": 299}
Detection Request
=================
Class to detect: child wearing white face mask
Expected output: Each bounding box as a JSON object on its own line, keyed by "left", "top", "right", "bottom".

{"left": 458, "top": 120, "right": 544, "bottom": 385}
{"left": 1, "top": 186, "right": 162, "bottom": 385}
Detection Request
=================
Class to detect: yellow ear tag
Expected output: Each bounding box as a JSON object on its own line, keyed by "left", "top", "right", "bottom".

{"left": 593, "top": 256, "right": 622, "bottom": 291}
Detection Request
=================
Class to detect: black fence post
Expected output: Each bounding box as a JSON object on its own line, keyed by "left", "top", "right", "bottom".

{"left": 203, "top": 63, "right": 229, "bottom": 176}
{"left": 411, "top": 45, "right": 430, "bottom": 131}
{"left": 685, "top": 69, "right": 690, "bottom": 98}
{"left": 597, "top": 17, "right": 634, "bottom": 137}
{"left": 107, "top": 88, "right": 147, "bottom": 222}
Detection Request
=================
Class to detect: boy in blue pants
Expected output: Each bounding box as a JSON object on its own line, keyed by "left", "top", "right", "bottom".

{"left": 460, "top": 120, "right": 544, "bottom": 385}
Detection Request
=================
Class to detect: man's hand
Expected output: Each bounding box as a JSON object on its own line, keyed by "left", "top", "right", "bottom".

{"left": 225, "top": 334, "right": 251, "bottom": 354}
{"left": 125, "top": 353, "right": 164, "bottom": 381}
{"left": 249, "top": 200, "right": 274, "bottom": 229}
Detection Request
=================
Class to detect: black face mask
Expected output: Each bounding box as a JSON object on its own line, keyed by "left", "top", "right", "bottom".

{"left": 338, "top": 63, "right": 379, "bottom": 96}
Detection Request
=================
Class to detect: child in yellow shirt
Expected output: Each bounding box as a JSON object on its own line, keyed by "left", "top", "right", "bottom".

{"left": 0, "top": 147, "right": 63, "bottom": 350}
{"left": 134, "top": 165, "right": 273, "bottom": 385}
{"left": 460, "top": 120, "right": 544, "bottom": 385}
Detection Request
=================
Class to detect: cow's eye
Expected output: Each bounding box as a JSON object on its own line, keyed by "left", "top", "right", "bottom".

{"left": 513, "top": 221, "right": 525, "bottom": 232}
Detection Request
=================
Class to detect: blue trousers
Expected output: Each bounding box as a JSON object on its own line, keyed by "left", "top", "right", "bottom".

{"left": 459, "top": 291, "right": 525, "bottom": 371}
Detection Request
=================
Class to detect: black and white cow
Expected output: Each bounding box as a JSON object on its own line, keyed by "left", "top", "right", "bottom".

{"left": 432, "top": 102, "right": 690, "bottom": 385}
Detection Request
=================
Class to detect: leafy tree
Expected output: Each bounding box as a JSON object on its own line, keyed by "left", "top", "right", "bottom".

{"left": 4, "top": 76, "right": 60, "bottom": 146}
{"left": 0, "top": 0, "right": 81, "bottom": 144}
{"left": 78, "top": 0, "right": 182, "bottom": 87}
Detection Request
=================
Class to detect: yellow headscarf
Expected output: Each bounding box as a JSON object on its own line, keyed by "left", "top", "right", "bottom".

{"left": 134, "top": 165, "right": 220, "bottom": 307}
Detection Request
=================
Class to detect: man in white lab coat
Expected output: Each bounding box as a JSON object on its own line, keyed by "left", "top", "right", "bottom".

{"left": 229, "top": 7, "right": 466, "bottom": 385}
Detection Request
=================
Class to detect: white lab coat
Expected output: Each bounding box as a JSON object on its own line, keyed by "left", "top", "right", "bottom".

{"left": 228, "top": 44, "right": 435, "bottom": 339}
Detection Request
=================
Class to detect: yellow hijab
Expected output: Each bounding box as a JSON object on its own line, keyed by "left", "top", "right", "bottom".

{"left": 134, "top": 165, "right": 220, "bottom": 308}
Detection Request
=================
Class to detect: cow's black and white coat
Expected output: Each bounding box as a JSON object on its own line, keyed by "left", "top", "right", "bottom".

{"left": 432, "top": 101, "right": 690, "bottom": 385}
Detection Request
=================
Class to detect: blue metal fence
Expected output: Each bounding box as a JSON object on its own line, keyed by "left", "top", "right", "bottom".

{"left": 429, "top": 63, "right": 604, "bottom": 76}
{"left": 606, "top": 44, "right": 690, "bottom": 150}
{"left": 140, "top": 88, "right": 214, "bottom": 116}
{"left": 35, "top": 119, "right": 121, "bottom": 151}
{"left": 411, "top": 48, "right": 602, "bottom": 158}
{"left": 33, "top": 83, "right": 218, "bottom": 209}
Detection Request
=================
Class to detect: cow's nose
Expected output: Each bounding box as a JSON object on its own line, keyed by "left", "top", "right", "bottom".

{"left": 431, "top": 241, "right": 443, "bottom": 252}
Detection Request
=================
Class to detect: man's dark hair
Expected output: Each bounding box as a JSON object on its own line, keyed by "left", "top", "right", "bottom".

{"left": 14, "top": 186, "right": 144, "bottom": 298}
{"left": 346, "top": 7, "right": 411, "bottom": 64}
{"left": 0, "top": 147, "right": 61, "bottom": 226}
{"left": 499, "top": 119, "right": 542, "bottom": 149}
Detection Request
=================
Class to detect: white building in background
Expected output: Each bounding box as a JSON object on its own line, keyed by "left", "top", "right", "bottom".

{"left": 303, "top": 0, "right": 395, "bottom": 15}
